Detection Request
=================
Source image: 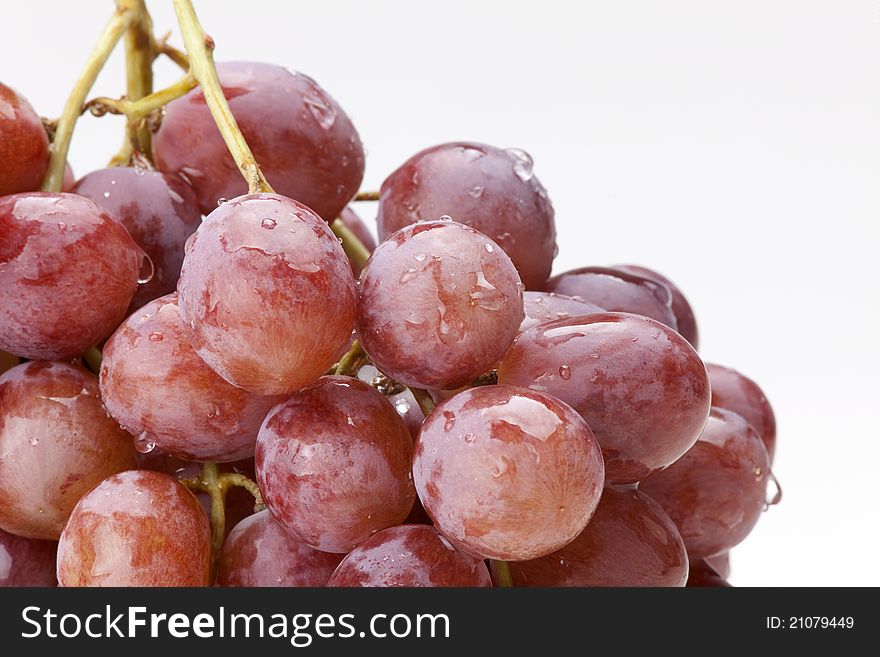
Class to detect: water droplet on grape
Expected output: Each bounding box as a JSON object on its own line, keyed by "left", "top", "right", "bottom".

{"left": 303, "top": 94, "right": 338, "bottom": 129}
{"left": 102, "top": 191, "right": 110, "bottom": 199}
{"left": 394, "top": 398, "right": 411, "bottom": 414}
{"left": 413, "top": 253, "right": 427, "bottom": 262}
{"left": 261, "top": 218, "right": 277, "bottom": 230}
{"left": 137, "top": 252, "right": 155, "bottom": 285}
{"left": 559, "top": 365, "right": 571, "bottom": 380}
{"left": 217, "top": 197, "right": 228, "bottom": 206}
{"left": 29, "top": 436, "right": 39, "bottom": 446}
{"left": 484, "top": 243, "right": 494, "bottom": 253}
{"left": 438, "top": 214, "right": 453, "bottom": 222}
{"left": 135, "top": 432, "right": 156, "bottom": 454}
{"left": 469, "top": 185, "right": 484, "bottom": 198}
{"left": 506, "top": 147, "right": 534, "bottom": 181}
{"left": 443, "top": 411, "right": 456, "bottom": 431}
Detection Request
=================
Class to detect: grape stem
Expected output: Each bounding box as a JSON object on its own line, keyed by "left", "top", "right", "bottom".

{"left": 82, "top": 346, "right": 103, "bottom": 374}
{"left": 409, "top": 387, "right": 436, "bottom": 416}
{"left": 355, "top": 190, "right": 380, "bottom": 201}
{"left": 153, "top": 31, "right": 190, "bottom": 70}
{"left": 331, "top": 218, "right": 372, "bottom": 270}
{"left": 491, "top": 560, "right": 514, "bottom": 587}
{"left": 334, "top": 339, "right": 366, "bottom": 376}
{"left": 171, "top": 0, "right": 273, "bottom": 195}
{"left": 40, "top": 2, "right": 138, "bottom": 192}
{"left": 85, "top": 74, "right": 197, "bottom": 122}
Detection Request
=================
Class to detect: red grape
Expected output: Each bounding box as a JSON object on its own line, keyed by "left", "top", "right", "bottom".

{"left": 0, "top": 192, "right": 144, "bottom": 360}
{"left": 497, "top": 313, "right": 710, "bottom": 484}
{"left": 640, "top": 407, "right": 772, "bottom": 558}
{"left": 217, "top": 510, "right": 342, "bottom": 587}
{"left": 57, "top": 470, "right": 211, "bottom": 587}
{"left": 502, "top": 486, "right": 687, "bottom": 586}
{"left": 521, "top": 291, "right": 604, "bottom": 332}
{"left": 0, "top": 351, "right": 18, "bottom": 375}
{"left": 0, "top": 83, "right": 49, "bottom": 196}
{"left": 340, "top": 206, "right": 376, "bottom": 250}
{"left": 327, "top": 524, "right": 492, "bottom": 587}
{"left": 687, "top": 559, "right": 733, "bottom": 587}
{"left": 61, "top": 162, "right": 75, "bottom": 192}
{"left": 74, "top": 167, "right": 201, "bottom": 310}
{"left": 614, "top": 264, "right": 699, "bottom": 347}
{"left": 707, "top": 363, "right": 777, "bottom": 461}
{"left": 154, "top": 61, "right": 364, "bottom": 219}
{"left": 413, "top": 385, "right": 604, "bottom": 561}
{"left": 706, "top": 551, "right": 731, "bottom": 579}
{"left": 256, "top": 376, "right": 416, "bottom": 553}
{"left": 177, "top": 193, "right": 357, "bottom": 395}
{"left": 100, "top": 294, "right": 283, "bottom": 462}
{"left": 376, "top": 142, "right": 556, "bottom": 289}
{"left": 544, "top": 266, "right": 678, "bottom": 331}
{"left": 0, "top": 361, "right": 137, "bottom": 539}
{"left": 0, "top": 528, "right": 57, "bottom": 587}
{"left": 357, "top": 219, "right": 524, "bottom": 389}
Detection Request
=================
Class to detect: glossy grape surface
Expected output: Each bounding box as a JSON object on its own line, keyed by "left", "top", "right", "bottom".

{"left": 154, "top": 61, "right": 364, "bottom": 219}
{"left": 614, "top": 264, "right": 699, "bottom": 347}
{"left": 413, "top": 385, "right": 604, "bottom": 561}
{"left": 357, "top": 219, "right": 524, "bottom": 389}
{"left": 707, "top": 363, "right": 777, "bottom": 461}
{"left": 177, "top": 193, "right": 357, "bottom": 395}
{"left": 328, "top": 524, "right": 492, "bottom": 587}
{"left": 376, "top": 142, "right": 556, "bottom": 289}
{"left": 57, "top": 470, "right": 211, "bottom": 587}
{"left": 521, "top": 291, "right": 604, "bottom": 332}
{"left": 0, "top": 528, "right": 57, "bottom": 586}
{"left": 0, "top": 83, "right": 49, "bottom": 196}
{"left": 0, "top": 361, "right": 137, "bottom": 539}
{"left": 101, "top": 294, "right": 283, "bottom": 462}
{"left": 0, "top": 193, "right": 143, "bottom": 360}
{"left": 256, "top": 376, "right": 416, "bottom": 553}
{"left": 498, "top": 313, "right": 711, "bottom": 483}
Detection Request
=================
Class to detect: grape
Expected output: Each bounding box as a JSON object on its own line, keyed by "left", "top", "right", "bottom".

{"left": 357, "top": 219, "right": 524, "bottom": 389}
{"left": 497, "top": 313, "right": 711, "bottom": 484}
{"left": 0, "top": 192, "right": 144, "bottom": 360}
{"left": 100, "top": 294, "right": 283, "bottom": 462}
{"left": 707, "top": 363, "right": 776, "bottom": 461}
{"left": 544, "top": 266, "right": 678, "bottom": 331}
{"left": 640, "top": 407, "right": 772, "bottom": 558}
{"left": 74, "top": 167, "right": 201, "bottom": 310}
{"left": 177, "top": 193, "right": 357, "bottom": 395}
{"left": 0, "top": 351, "right": 18, "bottom": 375}
{"left": 614, "top": 264, "right": 699, "bottom": 347}
{"left": 521, "top": 291, "right": 604, "bottom": 332}
{"left": 501, "top": 487, "right": 688, "bottom": 587}
{"left": 0, "top": 83, "right": 49, "bottom": 196}
{"left": 706, "top": 551, "right": 731, "bottom": 579}
{"left": 56, "top": 470, "right": 211, "bottom": 587}
{"left": 0, "top": 361, "right": 137, "bottom": 540}
{"left": 413, "top": 384, "right": 604, "bottom": 561}
{"left": 0, "top": 528, "right": 57, "bottom": 587}
{"left": 154, "top": 61, "right": 364, "bottom": 220}
{"left": 217, "top": 510, "right": 342, "bottom": 587}
{"left": 687, "top": 559, "right": 733, "bottom": 587}
{"left": 327, "top": 524, "right": 492, "bottom": 587}
{"left": 61, "top": 162, "right": 75, "bottom": 192}
{"left": 256, "top": 376, "right": 416, "bottom": 553}
{"left": 340, "top": 206, "right": 377, "bottom": 250}
{"left": 376, "top": 142, "right": 556, "bottom": 289}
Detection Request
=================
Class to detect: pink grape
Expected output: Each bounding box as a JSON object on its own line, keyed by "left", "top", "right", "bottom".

{"left": 256, "top": 376, "right": 416, "bottom": 553}
{"left": 521, "top": 291, "right": 604, "bottom": 332}
{"left": 177, "top": 193, "right": 357, "bottom": 395}
{"left": 357, "top": 219, "right": 524, "bottom": 389}
{"left": 614, "top": 264, "right": 699, "bottom": 347}
{"left": 0, "top": 82, "right": 49, "bottom": 196}
{"left": 100, "top": 294, "right": 283, "bottom": 462}
{"left": 0, "top": 528, "right": 57, "bottom": 587}
{"left": 0, "top": 361, "right": 137, "bottom": 540}
{"left": 413, "top": 385, "right": 605, "bottom": 561}
{"left": 497, "top": 313, "right": 711, "bottom": 484}
{"left": 327, "top": 525, "right": 492, "bottom": 587}
{"left": 707, "top": 363, "right": 777, "bottom": 461}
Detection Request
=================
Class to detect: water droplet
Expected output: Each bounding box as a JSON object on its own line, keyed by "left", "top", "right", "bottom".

{"left": 413, "top": 253, "right": 427, "bottom": 262}
{"left": 303, "top": 94, "right": 338, "bottom": 129}
{"left": 216, "top": 197, "right": 228, "bottom": 206}
{"left": 558, "top": 365, "right": 571, "bottom": 380}
{"left": 148, "top": 332, "right": 164, "bottom": 342}
{"left": 443, "top": 411, "right": 456, "bottom": 431}
{"left": 341, "top": 155, "right": 349, "bottom": 167}
{"left": 754, "top": 467, "right": 762, "bottom": 477}
{"left": 102, "top": 191, "right": 110, "bottom": 199}
{"left": 468, "top": 185, "right": 484, "bottom": 198}
{"left": 506, "top": 147, "right": 534, "bottom": 181}
{"left": 135, "top": 432, "right": 156, "bottom": 454}
{"left": 438, "top": 535, "right": 455, "bottom": 551}
{"left": 137, "top": 253, "right": 155, "bottom": 285}
{"left": 484, "top": 243, "right": 494, "bottom": 253}
{"left": 261, "top": 218, "right": 277, "bottom": 230}
{"left": 438, "top": 214, "right": 453, "bottom": 222}
{"left": 394, "top": 398, "right": 411, "bottom": 414}
{"left": 29, "top": 437, "right": 39, "bottom": 446}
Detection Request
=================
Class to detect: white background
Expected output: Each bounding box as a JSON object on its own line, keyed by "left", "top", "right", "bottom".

{"left": 2, "top": 0, "right": 879, "bottom": 586}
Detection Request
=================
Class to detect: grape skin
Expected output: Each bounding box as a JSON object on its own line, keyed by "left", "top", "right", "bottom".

{"left": 707, "top": 363, "right": 777, "bottom": 461}
{"left": 57, "top": 470, "right": 211, "bottom": 587}
{"left": 256, "top": 376, "right": 416, "bottom": 553}
{"left": 100, "top": 293, "right": 283, "bottom": 462}
{"left": 521, "top": 291, "right": 604, "bottom": 332}
{"left": 413, "top": 385, "right": 605, "bottom": 561}
{"left": 327, "top": 524, "right": 492, "bottom": 587}
{"left": 0, "top": 528, "right": 57, "bottom": 587}
{"left": 614, "top": 264, "right": 699, "bottom": 347}
{"left": 357, "top": 219, "right": 524, "bottom": 389}
{"left": 0, "top": 193, "right": 143, "bottom": 360}
{"left": 0, "top": 361, "right": 137, "bottom": 540}
{"left": 0, "top": 83, "right": 49, "bottom": 196}
{"left": 177, "top": 193, "right": 357, "bottom": 396}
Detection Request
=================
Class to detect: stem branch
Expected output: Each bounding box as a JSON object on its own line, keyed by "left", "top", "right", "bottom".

{"left": 491, "top": 560, "right": 514, "bottom": 587}
{"left": 409, "top": 387, "right": 436, "bottom": 416}
{"left": 331, "top": 218, "right": 372, "bottom": 270}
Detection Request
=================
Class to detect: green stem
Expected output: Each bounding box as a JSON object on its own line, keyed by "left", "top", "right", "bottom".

{"left": 331, "top": 218, "right": 372, "bottom": 270}
{"left": 355, "top": 190, "right": 380, "bottom": 201}
{"left": 82, "top": 346, "right": 103, "bottom": 374}
{"left": 410, "top": 387, "right": 436, "bottom": 416}
{"left": 118, "top": 0, "right": 154, "bottom": 162}
{"left": 171, "top": 0, "right": 272, "bottom": 194}
{"left": 87, "top": 73, "right": 197, "bottom": 121}
{"left": 492, "top": 560, "right": 514, "bottom": 587}
{"left": 334, "top": 339, "right": 366, "bottom": 376}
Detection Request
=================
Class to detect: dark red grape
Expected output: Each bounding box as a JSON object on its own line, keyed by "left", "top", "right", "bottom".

{"left": 61, "top": 162, "right": 75, "bottom": 192}
{"left": 497, "top": 313, "right": 711, "bottom": 483}
{"left": 256, "top": 376, "right": 416, "bottom": 553}
{"left": 706, "top": 551, "right": 731, "bottom": 579}
{"left": 502, "top": 487, "right": 688, "bottom": 587}
{"left": 640, "top": 407, "right": 772, "bottom": 558}
{"left": 327, "top": 524, "right": 492, "bottom": 587}
{"left": 101, "top": 294, "right": 283, "bottom": 462}
{"left": 0, "top": 192, "right": 144, "bottom": 360}
{"left": 57, "top": 470, "right": 211, "bottom": 586}
{"left": 413, "top": 385, "right": 604, "bottom": 561}
{"left": 687, "top": 558, "right": 733, "bottom": 587}
{"left": 521, "top": 291, "right": 604, "bottom": 332}
{"left": 0, "top": 361, "right": 137, "bottom": 539}
{"left": 544, "top": 266, "right": 678, "bottom": 331}
{"left": 707, "top": 363, "right": 776, "bottom": 461}
{"left": 0, "top": 528, "right": 57, "bottom": 587}
{"left": 357, "top": 219, "right": 524, "bottom": 389}
{"left": 613, "top": 264, "right": 698, "bottom": 347}
{"left": 154, "top": 61, "right": 364, "bottom": 219}
{"left": 0, "top": 83, "right": 49, "bottom": 196}
{"left": 177, "top": 193, "right": 357, "bottom": 395}
{"left": 74, "top": 167, "right": 201, "bottom": 310}
{"left": 376, "top": 142, "right": 556, "bottom": 289}
{"left": 217, "top": 510, "right": 342, "bottom": 587}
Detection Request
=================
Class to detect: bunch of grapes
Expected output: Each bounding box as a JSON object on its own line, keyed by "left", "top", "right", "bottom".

{"left": 0, "top": 0, "right": 779, "bottom": 588}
